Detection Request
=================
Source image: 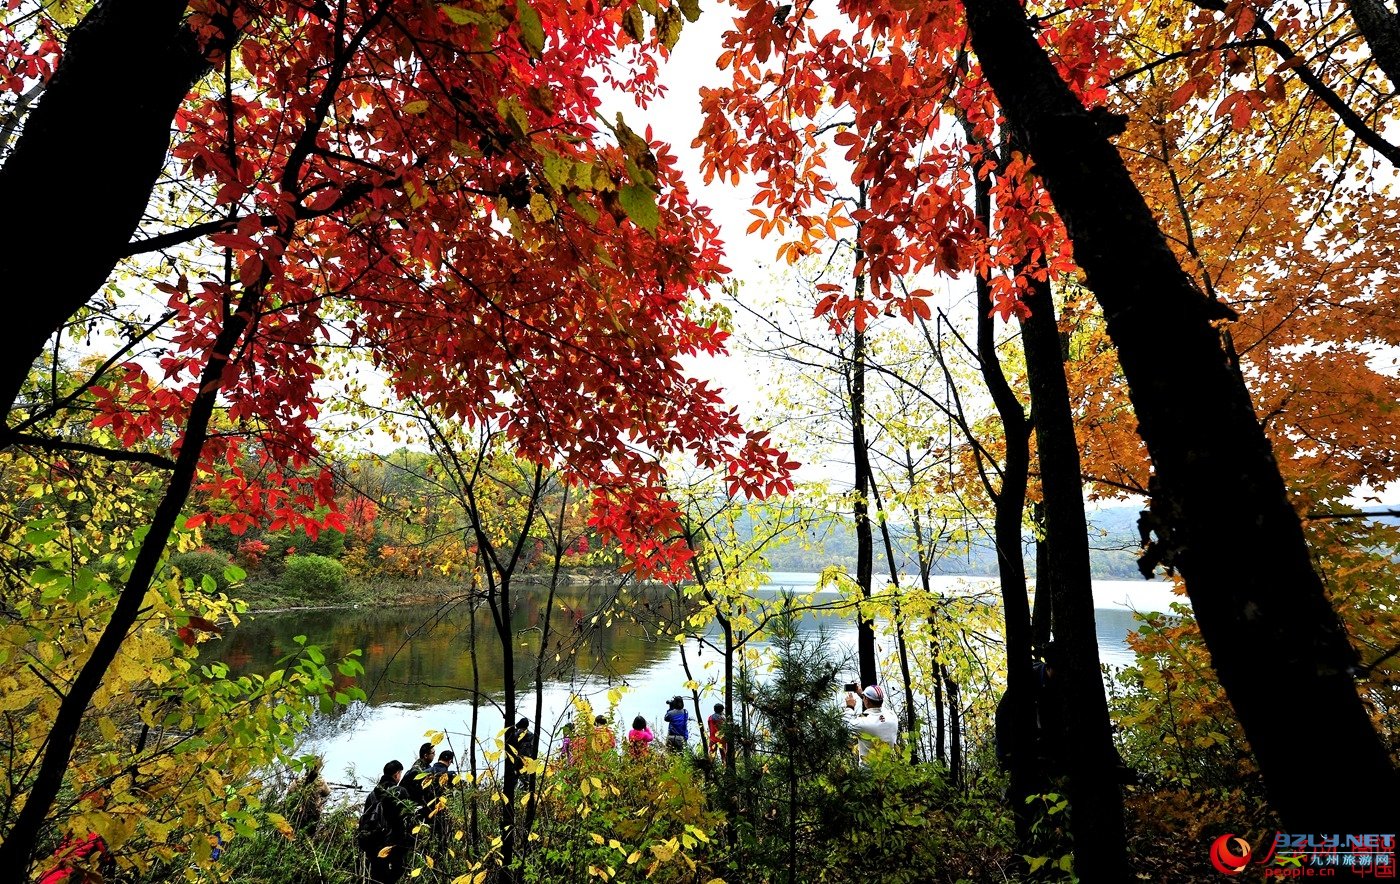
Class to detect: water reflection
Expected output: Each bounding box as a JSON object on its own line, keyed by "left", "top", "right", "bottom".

{"left": 214, "top": 585, "right": 674, "bottom": 708}
{"left": 207, "top": 574, "right": 1174, "bottom": 789}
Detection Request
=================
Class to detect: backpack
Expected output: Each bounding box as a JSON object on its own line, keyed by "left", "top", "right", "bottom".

{"left": 355, "top": 793, "right": 389, "bottom": 853}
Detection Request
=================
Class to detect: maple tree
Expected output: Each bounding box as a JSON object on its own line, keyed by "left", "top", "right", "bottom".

{"left": 0, "top": 0, "right": 794, "bottom": 871}
{"left": 697, "top": 0, "right": 1400, "bottom": 867}
{"left": 956, "top": 0, "right": 1399, "bottom": 832}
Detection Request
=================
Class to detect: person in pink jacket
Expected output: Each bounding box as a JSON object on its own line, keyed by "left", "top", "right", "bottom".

{"left": 626, "top": 715, "right": 655, "bottom": 758}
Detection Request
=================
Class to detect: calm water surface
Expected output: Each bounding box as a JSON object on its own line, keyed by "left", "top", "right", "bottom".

{"left": 209, "top": 573, "right": 1179, "bottom": 792}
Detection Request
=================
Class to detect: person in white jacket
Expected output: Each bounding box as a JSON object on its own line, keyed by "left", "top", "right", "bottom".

{"left": 843, "top": 683, "right": 899, "bottom": 762}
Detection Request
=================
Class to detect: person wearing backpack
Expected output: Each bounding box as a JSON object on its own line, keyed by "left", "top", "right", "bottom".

{"left": 357, "top": 760, "right": 415, "bottom": 883}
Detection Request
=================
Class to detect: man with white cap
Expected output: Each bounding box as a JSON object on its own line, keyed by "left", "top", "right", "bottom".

{"left": 843, "top": 682, "right": 899, "bottom": 762}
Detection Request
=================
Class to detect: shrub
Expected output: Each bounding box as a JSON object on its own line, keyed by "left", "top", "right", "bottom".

{"left": 524, "top": 713, "right": 726, "bottom": 884}
{"left": 170, "top": 548, "right": 237, "bottom": 593}
{"left": 279, "top": 554, "right": 347, "bottom": 599}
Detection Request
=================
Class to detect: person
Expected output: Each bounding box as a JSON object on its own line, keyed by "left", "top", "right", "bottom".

{"left": 626, "top": 715, "right": 655, "bottom": 758}
{"left": 358, "top": 760, "right": 415, "bottom": 884}
{"left": 707, "top": 703, "right": 727, "bottom": 764}
{"left": 286, "top": 756, "right": 332, "bottom": 836}
{"left": 590, "top": 714, "right": 616, "bottom": 753}
{"left": 39, "top": 831, "right": 112, "bottom": 884}
{"left": 505, "top": 717, "right": 536, "bottom": 792}
{"left": 558, "top": 722, "right": 575, "bottom": 760}
{"left": 38, "top": 790, "right": 116, "bottom": 883}
{"left": 422, "top": 750, "right": 456, "bottom": 841}
{"left": 663, "top": 696, "right": 690, "bottom": 753}
{"left": 995, "top": 643, "right": 1067, "bottom": 774}
{"left": 843, "top": 683, "right": 898, "bottom": 763}
{"left": 401, "top": 741, "right": 435, "bottom": 818}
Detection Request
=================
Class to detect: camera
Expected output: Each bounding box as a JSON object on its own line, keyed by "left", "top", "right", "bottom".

{"left": 843, "top": 682, "right": 859, "bottom": 693}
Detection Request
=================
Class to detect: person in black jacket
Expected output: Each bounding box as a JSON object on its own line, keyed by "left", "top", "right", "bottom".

{"left": 505, "top": 718, "right": 537, "bottom": 793}
{"left": 360, "top": 760, "right": 416, "bottom": 884}
{"left": 401, "top": 742, "right": 434, "bottom": 819}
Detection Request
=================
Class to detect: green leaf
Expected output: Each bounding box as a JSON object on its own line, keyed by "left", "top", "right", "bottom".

{"left": 680, "top": 0, "right": 701, "bottom": 23}
{"left": 442, "top": 4, "right": 486, "bottom": 25}
{"left": 622, "top": 4, "right": 646, "bottom": 42}
{"left": 497, "top": 97, "right": 530, "bottom": 140}
{"left": 568, "top": 194, "right": 599, "bottom": 226}
{"left": 516, "top": 0, "right": 545, "bottom": 57}
{"left": 542, "top": 152, "right": 572, "bottom": 192}
{"left": 659, "top": 8, "right": 683, "bottom": 50}
{"left": 619, "top": 183, "right": 659, "bottom": 233}
{"left": 32, "top": 566, "right": 66, "bottom": 585}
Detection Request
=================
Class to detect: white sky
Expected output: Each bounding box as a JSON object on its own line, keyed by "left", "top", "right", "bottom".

{"left": 599, "top": 3, "right": 772, "bottom": 418}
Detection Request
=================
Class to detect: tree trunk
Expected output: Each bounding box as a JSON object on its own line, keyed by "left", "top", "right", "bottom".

{"left": 0, "top": 0, "right": 216, "bottom": 429}
{"left": 1020, "top": 277, "right": 1129, "bottom": 882}
{"left": 490, "top": 571, "right": 520, "bottom": 879}
{"left": 871, "top": 476, "right": 919, "bottom": 760}
{"left": 851, "top": 206, "right": 878, "bottom": 688}
{"left": 961, "top": 0, "right": 1400, "bottom": 829}
{"left": 0, "top": 269, "right": 261, "bottom": 873}
{"left": 1345, "top": 0, "right": 1400, "bottom": 89}
{"left": 468, "top": 583, "right": 481, "bottom": 854}
{"left": 945, "top": 667, "right": 963, "bottom": 788}
{"left": 971, "top": 169, "right": 1038, "bottom": 849}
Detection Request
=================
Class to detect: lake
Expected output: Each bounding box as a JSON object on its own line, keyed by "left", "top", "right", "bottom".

{"left": 209, "top": 573, "right": 1181, "bottom": 792}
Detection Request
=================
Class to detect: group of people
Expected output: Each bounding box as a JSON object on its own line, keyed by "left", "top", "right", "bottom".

{"left": 611, "top": 697, "right": 730, "bottom": 762}
{"left": 357, "top": 687, "right": 898, "bottom": 881}
{"left": 356, "top": 740, "right": 461, "bottom": 884}
{"left": 558, "top": 697, "right": 730, "bottom": 763}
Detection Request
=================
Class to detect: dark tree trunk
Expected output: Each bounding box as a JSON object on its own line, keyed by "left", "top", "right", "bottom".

{"left": 524, "top": 484, "right": 570, "bottom": 849}
{"left": 488, "top": 571, "right": 520, "bottom": 879}
{"left": 870, "top": 477, "right": 918, "bottom": 760}
{"left": 0, "top": 0, "right": 216, "bottom": 429}
{"left": 1345, "top": 0, "right": 1400, "bottom": 90}
{"left": 468, "top": 584, "right": 481, "bottom": 853}
{"left": 944, "top": 667, "right": 963, "bottom": 788}
{"left": 723, "top": 617, "right": 737, "bottom": 778}
{"left": 971, "top": 171, "right": 1037, "bottom": 849}
{"left": 962, "top": 0, "right": 1400, "bottom": 830}
{"left": 851, "top": 201, "right": 878, "bottom": 688}
{"left": 1020, "top": 277, "right": 1129, "bottom": 882}
{"left": 0, "top": 269, "right": 263, "bottom": 874}
{"left": 933, "top": 654, "right": 946, "bottom": 765}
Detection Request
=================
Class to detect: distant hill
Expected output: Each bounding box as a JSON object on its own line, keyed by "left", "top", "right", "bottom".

{"left": 757, "top": 505, "right": 1151, "bottom": 579}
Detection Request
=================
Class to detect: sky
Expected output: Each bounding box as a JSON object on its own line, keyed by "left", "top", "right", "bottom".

{"left": 598, "top": 3, "right": 773, "bottom": 417}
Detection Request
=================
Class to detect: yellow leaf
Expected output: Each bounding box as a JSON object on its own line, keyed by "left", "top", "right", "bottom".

{"left": 403, "top": 100, "right": 429, "bottom": 114}
{"left": 529, "top": 192, "right": 554, "bottom": 222}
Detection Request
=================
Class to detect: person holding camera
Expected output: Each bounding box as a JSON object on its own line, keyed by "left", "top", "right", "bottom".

{"left": 663, "top": 696, "right": 691, "bottom": 753}
{"left": 842, "top": 682, "right": 898, "bottom": 763}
